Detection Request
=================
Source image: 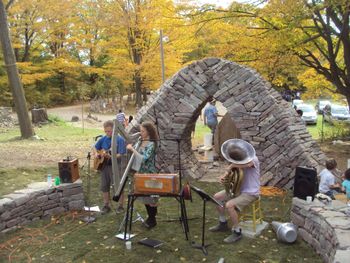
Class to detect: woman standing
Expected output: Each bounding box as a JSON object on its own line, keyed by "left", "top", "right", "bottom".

{"left": 126, "top": 121, "right": 159, "bottom": 228}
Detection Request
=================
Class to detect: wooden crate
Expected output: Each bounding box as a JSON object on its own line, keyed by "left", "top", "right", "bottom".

{"left": 134, "top": 174, "right": 179, "bottom": 195}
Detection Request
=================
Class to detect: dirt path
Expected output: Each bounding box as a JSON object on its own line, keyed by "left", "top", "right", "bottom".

{"left": 47, "top": 104, "right": 118, "bottom": 129}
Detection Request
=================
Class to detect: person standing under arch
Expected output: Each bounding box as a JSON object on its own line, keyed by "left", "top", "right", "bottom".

{"left": 204, "top": 99, "right": 222, "bottom": 145}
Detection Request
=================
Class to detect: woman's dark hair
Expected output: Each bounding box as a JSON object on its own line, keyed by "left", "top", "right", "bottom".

{"left": 141, "top": 121, "right": 159, "bottom": 148}
{"left": 325, "top": 158, "right": 337, "bottom": 170}
{"left": 128, "top": 115, "right": 133, "bottom": 123}
{"left": 344, "top": 168, "right": 350, "bottom": 181}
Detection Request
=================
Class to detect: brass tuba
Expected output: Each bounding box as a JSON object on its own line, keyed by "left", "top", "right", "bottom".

{"left": 220, "top": 139, "right": 256, "bottom": 198}
{"left": 223, "top": 167, "right": 244, "bottom": 198}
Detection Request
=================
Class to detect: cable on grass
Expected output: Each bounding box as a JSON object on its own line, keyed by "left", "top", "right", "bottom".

{"left": 0, "top": 211, "right": 90, "bottom": 263}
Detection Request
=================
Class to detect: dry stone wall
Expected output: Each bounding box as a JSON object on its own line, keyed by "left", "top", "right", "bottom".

{"left": 128, "top": 58, "right": 326, "bottom": 188}
{"left": 0, "top": 181, "right": 84, "bottom": 233}
{"left": 0, "top": 107, "right": 16, "bottom": 128}
{"left": 291, "top": 197, "right": 350, "bottom": 263}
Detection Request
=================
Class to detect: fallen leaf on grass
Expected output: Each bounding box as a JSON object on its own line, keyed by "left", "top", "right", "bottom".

{"left": 61, "top": 246, "right": 65, "bottom": 249}
{"left": 156, "top": 250, "right": 161, "bottom": 254}
{"left": 86, "top": 241, "right": 92, "bottom": 245}
{"left": 202, "top": 258, "right": 206, "bottom": 261}
{"left": 149, "top": 260, "right": 153, "bottom": 263}
{"left": 174, "top": 248, "right": 179, "bottom": 252}
{"left": 103, "top": 235, "right": 108, "bottom": 239}
{"left": 180, "top": 257, "right": 186, "bottom": 261}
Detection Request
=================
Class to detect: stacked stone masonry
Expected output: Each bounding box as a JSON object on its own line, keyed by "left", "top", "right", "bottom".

{"left": 127, "top": 58, "right": 326, "bottom": 188}
{"left": 0, "top": 181, "right": 84, "bottom": 233}
{"left": 291, "top": 197, "right": 350, "bottom": 263}
{"left": 0, "top": 107, "right": 15, "bottom": 128}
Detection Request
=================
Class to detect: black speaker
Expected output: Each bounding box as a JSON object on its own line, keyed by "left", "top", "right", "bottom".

{"left": 58, "top": 158, "right": 80, "bottom": 183}
{"left": 293, "top": 166, "right": 318, "bottom": 200}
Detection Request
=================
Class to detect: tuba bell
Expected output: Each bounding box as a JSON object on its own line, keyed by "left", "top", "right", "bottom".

{"left": 221, "top": 139, "right": 256, "bottom": 198}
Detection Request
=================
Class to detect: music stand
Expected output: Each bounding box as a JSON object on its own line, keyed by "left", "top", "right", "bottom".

{"left": 190, "top": 185, "right": 223, "bottom": 255}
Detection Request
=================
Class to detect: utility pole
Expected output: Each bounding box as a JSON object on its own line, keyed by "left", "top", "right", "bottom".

{"left": 160, "top": 29, "right": 165, "bottom": 84}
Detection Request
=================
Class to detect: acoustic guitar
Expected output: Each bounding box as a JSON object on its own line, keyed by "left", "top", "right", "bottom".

{"left": 93, "top": 150, "right": 111, "bottom": 171}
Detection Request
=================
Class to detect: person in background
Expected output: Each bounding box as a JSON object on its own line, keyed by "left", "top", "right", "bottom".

{"left": 116, "top": 109, "right": 127, "bottom": 126}
{"left": 126, "top": 121, "right": 159, "bottom": 228}
{"left": 341, "top": 168, "right": 350, "bottom": 204}
{"left": 203, "top": 99, "right": 222, "bottom": 145}
{"left": 128, "top": 115, "right": 134, "bottom": 125}
{"left": 94, "top": 120, "right": 127, "bottom": 214}
{"left": 318, "top": 158, "right": 341, "bottom": 199}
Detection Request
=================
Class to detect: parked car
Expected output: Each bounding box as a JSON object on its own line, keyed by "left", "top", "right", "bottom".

{"left": 315, "top": 100, "right": 331, "bottom": 114}
{"left": 292, "top": 99, "right": 304, "bottom": 109}
{"left": 323, "top": 104, "right": 350, "bottom": 123}
{"left": 296, "top": 104, "right": 318, "bottom": 124}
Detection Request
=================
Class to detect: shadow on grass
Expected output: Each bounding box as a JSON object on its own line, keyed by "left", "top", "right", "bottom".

{"left": 0, "top": 172, "right": 322, "bottom": 263}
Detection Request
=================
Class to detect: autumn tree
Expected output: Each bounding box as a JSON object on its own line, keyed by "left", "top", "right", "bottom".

{"left": 0, "top": 0, "right": 34, "bottom": 138}
{"left": 105, "top": 0, "right": 190, "bottom": 108}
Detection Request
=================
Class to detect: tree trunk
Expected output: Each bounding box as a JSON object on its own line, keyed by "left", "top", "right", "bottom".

{"left": 134, "top": 70, "right": 142, "bottom": 108}
{"left": 142, "top": 87, "right": 147, "bottom": 102}
{"left": 0, "top": 0, "right": 34, "bottom": 138}
{"left": 31, "top": 108, "right": 48, "bottom": 124}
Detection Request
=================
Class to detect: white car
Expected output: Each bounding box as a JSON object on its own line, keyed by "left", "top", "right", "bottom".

{"left": 297, "top": 104, "right": 318, "bottom": 124}
{"left": 324, "top": 105, "right": 350, "bottom": 123}
{"left": 292, "top": 99, "right": 304, "bottom": 109}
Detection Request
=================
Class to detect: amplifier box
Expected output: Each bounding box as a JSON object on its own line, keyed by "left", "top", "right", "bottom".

{"left": 134, "top": 174, "right": 179, "bottom": 195}
{"left": 58, "top": 158, "right": 80, "bottom": 183}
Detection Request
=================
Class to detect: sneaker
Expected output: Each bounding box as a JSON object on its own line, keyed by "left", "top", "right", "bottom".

{"left": 101, "top": 205, "right": 111, "bottom": 215}
{"left": 223, "top": 230, "right": 242, "bottom": 243}
{"left": 209, "top": 221, "right": 229, "bottom": 232}
{"left": 115, "top": 206, "right": 125, "bottom": 214}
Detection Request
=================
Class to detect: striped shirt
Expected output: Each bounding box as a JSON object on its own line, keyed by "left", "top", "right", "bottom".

{"left": 116, "top": 112, "right": 126, "bottom": 124}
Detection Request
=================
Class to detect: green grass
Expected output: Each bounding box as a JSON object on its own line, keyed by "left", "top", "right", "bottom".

{"left": 0, "top": 176, "right": 322, "bottom": 263}
{"left": 306, "top": 115, "right": 350, "bottom": 140}
{"left": 0, "top": 167, "right": 58, "bottom": 196}
{"left": 0, "top": 118, "right": 326, "bottom": 262}
{"left": 0, "top": 123, "right": 100, "bottom": 196}
{"left": 192, "top": 122, "right": 211, "bottom": 146}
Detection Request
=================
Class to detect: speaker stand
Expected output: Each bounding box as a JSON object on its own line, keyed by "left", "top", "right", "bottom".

{"left": 81, "top": 152, "right": 96, "bottom": 223}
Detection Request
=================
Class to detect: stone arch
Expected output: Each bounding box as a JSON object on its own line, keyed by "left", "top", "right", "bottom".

{"left": 128, "top": 58, "right": 326, "bottom": 188}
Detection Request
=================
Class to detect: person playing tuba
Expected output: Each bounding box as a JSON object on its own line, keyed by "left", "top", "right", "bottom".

{"left": 209, "top": 139, "right": 260, "bottom": 243}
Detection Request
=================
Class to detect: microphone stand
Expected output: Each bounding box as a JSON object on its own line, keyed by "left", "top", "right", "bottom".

{"left": 81, "top": 151, "right": 96, "bottom": 223}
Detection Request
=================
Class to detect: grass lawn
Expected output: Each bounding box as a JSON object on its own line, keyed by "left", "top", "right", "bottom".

{"left": 0, "top": 120, "right": 326, "bottom": 263}
{"left": 0, "top": 174, "right": 321, "bottom": 263}
{"left": 306, "top": 114, "right": 350, "bottom": 140}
